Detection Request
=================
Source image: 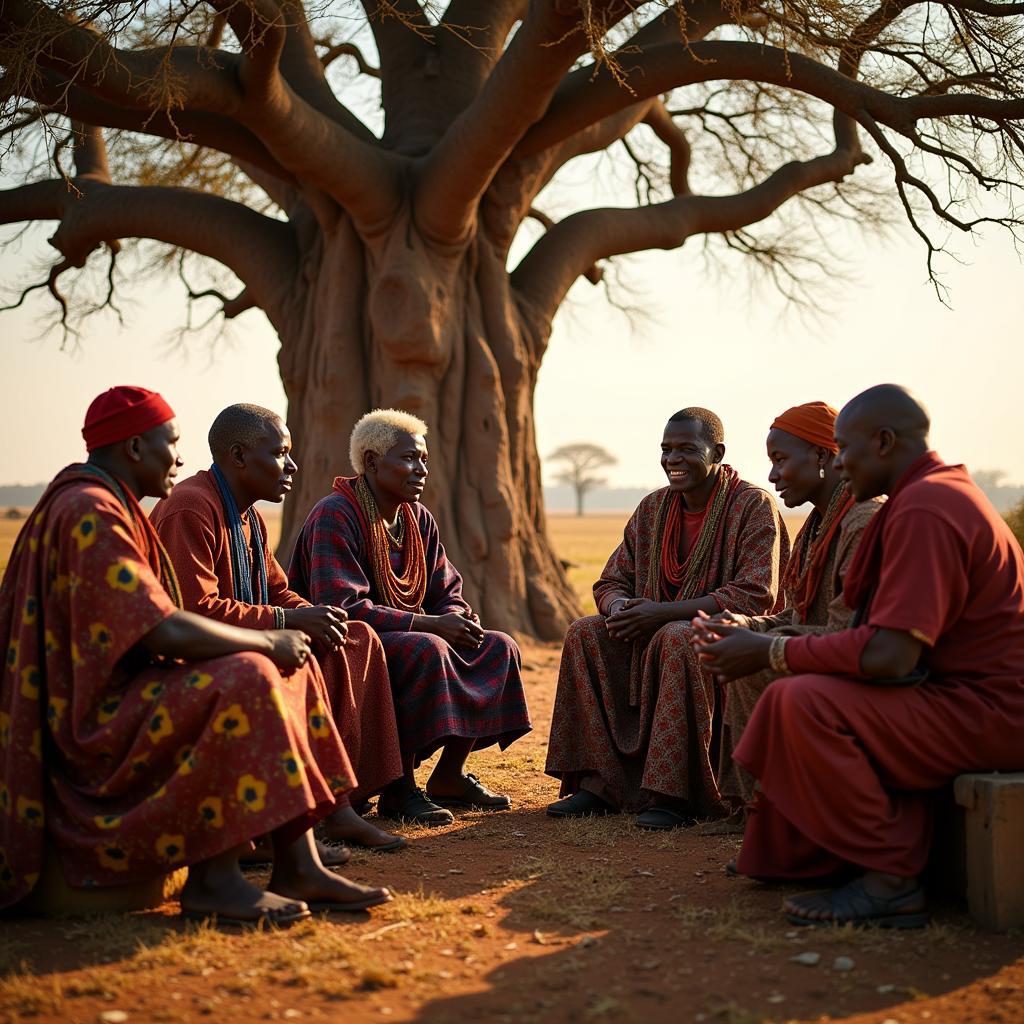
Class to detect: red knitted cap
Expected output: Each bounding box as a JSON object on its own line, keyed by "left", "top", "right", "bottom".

{"left": 82, "top": 386, "right": 176, "bottom": 452}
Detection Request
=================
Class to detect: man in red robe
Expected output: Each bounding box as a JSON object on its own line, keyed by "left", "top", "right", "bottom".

{"left": 545, "top": 407, "right": 789, "bottom": 829}
{"left": 0, "top": 387, "right": 390, "bottom": 922}
{"left": 151, "top": 404, "right": 404, "bottom": 852}
{"left": 695, "top": 384, "right": 1024, "bottom": 927}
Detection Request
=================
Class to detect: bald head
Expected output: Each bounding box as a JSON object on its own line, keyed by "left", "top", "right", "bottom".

{"left": 837, "top": 384, "right": 930, "bottom": 443}
{"left": 208, "top": 403, "right": 283, "bottom": 460}
{"left": 834, "top": 384, "right": 931, "bottom": 500}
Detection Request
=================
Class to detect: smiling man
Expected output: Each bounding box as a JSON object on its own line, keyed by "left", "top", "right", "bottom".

{"left": 289, "top": 408, "right": 532, "bottom": 827}
{"left": 545, "top": 407, "right": 789, "bottom": 829}
{"left": 695, "top": 384, "right": 1024, "bottom": 928}
{"left": 151, "top": 404, "right": 406, "bottom": 853}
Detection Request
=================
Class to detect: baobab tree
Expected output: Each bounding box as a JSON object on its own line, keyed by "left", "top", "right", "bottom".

{"left": 549, "top": 443, "right": 617, "bottom": 516}
{"left": 1, "top": 2, "right": 1022, "bottom": 638}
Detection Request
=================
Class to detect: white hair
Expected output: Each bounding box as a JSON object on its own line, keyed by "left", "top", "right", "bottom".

{"left": 349, "top": 408, "right": 428, "bottom": 475}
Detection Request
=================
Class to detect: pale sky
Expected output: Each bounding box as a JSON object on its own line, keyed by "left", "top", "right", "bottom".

{"left": 1, "top": 213, "right": 1021, "bottom": 497}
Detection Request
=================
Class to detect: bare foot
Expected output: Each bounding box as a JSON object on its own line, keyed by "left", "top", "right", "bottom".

{"left": 181, "top": 865, "right": 309, "bottom": 926}
{"left": 322, "top": 804, "right": 406, "bottom": 851}
{"left": 269, "top": 860, "right": 392, "bottom": 912}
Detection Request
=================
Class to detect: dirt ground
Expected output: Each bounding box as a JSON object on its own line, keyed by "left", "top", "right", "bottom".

{"left": 2, "top": 516, "right": 1023, "bottom": 1023}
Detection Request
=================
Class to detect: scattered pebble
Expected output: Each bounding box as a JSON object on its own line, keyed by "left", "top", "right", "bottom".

{"left": 833, "top": 956, "right": 855, "bottom": 972}
{"left": 533, "top": 930, "right": 546, "bottom": 945}
{"left": 504, "top": 942, "right": 518, "bottom": 951}
{"left": 448, "top": 868, "right": 464, "bottom": 874}
{"left": 636, "top": 869, "right": 655, "bottom": 876}
{"left": 578, "top": 936, "right": 599, "bottom": 949}
{"left": 283, "top": 1012, "right": 301, "bottom": 1020}
{"left": 767, "top": 994, "right": 785, "bottom": 1004}
{"left": 790, "top": 952, "right": 821, "bottom": 967}
{"left": 100, "top": 1013, "right": 128, "bottom": 1024}
{"left": 437, "top": 970, "right": 454, "bottom": 980}
{"left": 784, "top": 930, "right": 799, "bottom": 938}
{"left": 877, "top": 985, "right": 896, "bottom": 995}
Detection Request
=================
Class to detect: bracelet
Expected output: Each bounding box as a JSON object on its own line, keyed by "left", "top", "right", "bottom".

{"left": 768, "top": 635, "right": 790, "bottom": 674}
{"left": 273, "top": 606, "right": 286, "bottom": 630}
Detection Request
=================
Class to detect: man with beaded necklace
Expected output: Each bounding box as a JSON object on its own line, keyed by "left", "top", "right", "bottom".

{"left": 289, "top": 409, "right": 532, "bottom": 826}
{"left": 545, "top": 407, "right": 789, "bottom": 830}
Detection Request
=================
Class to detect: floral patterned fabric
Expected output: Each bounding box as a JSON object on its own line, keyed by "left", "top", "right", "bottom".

{"left": 0, "top": 466, "right": 353, "bottom": 908}
{"left": 545, "top": 482, "right": 789, "bottom": 815}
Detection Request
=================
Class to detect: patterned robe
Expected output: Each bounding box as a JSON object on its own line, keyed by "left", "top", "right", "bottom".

{"left": 289, "top": 480, "right": 531, "bottom": 763}
{"left": 0, "top": 467, "right": 352, "bottom": 908}
{"left": 545, "top": 481, "right": 789, "bottom": 815}
{"left": 151, "top": 471, "right": 402, "bottom": 802}
{"left": 717, "top": 499, "right": 879, "bottom": 806}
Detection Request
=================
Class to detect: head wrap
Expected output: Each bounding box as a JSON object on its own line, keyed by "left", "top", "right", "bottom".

{"left": 82, "top": 386, "right": 176, "bottom": 452}
{"left": 770, "top": 401, "right": 839, "bottom": 454}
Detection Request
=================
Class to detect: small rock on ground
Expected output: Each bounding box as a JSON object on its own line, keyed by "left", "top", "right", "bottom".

{"left": 790, "top": 952, "right": 821, "bottom": 966}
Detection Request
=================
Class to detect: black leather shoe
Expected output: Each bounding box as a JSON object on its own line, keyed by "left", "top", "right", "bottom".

{"left": 377, "top": 786, "right": 454, "bottom": 827}
{"left": 546, "top": 791, "right": 617, "bottom": 819}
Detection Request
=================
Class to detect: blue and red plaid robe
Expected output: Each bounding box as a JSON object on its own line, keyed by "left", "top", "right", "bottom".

{"left": 289, "top": 478, "right": 531, "bottom": 763}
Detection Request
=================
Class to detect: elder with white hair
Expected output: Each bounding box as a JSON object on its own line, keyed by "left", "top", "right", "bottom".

{"left": 289, "top": 409, "right": 531, "bottom": 826}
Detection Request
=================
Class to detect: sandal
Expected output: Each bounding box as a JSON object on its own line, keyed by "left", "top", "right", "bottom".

{"left": 546, "top": 791, "right": 616, "bottom": 819}
{"left": 785, "top": 877, "right": 929, "bottom": 929}
{"left": 377, "top": 786, "right": 454, "bottom": 827}
{"left": 635, "top": 806, "right": 695, "bottom": 831}
{"left": 427, "top": 772, "right": 511, "bottom": 811}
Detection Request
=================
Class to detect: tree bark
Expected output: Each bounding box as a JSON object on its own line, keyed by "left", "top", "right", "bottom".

{"left": 273, "top": 210, "right": 581, "bottom": 640}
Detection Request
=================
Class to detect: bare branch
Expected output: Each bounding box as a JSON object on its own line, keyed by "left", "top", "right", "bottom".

{"left": 318, "top": 40, "right": 381, "bottom": 77}
{"left": 0, "top": 178, "right": 299, "bottom": 316}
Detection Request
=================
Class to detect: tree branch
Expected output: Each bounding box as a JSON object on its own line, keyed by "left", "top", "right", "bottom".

{"left": 517, "top": 39, "right": 1024, "bottom": 158}
{"left": 0, "top": 179, "right": 299, "bottom": 316}
{"left": 513, "top": 140, "right": 871, "bottom": 325}
{"left": 415, "top": 1, "right": 617, "bottom": 244}
{"left": 318, "top": 40, "right": 381, "bottom": 77}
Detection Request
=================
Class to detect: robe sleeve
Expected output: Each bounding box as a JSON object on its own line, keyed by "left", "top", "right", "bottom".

{"left": 419, "top": 509, "right": 471, "bottom": 616}
{"left": 292, "top": 499, "right": 416, "bottom": 633}
{"left": 786, "top": 505, "right": 957, "bottom": 675}
{"left": 593, "top": 508, "right": 641, "bottom": 616}
{"left": 153, "top": 507, "right": 278, "bottom": 629}
{"left": 706, "top": 491, "right": 787, "bottom": 617}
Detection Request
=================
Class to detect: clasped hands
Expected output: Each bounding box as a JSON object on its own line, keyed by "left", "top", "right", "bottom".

{"left": 604, "top": 597, "right": 671, "bottom": 642}
{"left": 689, "top": 609, "right": 773, "bottom": 681}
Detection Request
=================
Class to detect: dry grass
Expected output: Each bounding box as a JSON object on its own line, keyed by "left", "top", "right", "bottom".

{"left": 0, "top": 518, "right": 25, "bottom": 577}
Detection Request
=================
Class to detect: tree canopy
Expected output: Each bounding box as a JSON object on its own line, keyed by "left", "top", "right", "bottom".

{"left": 2, "top": 0, "right": 1022, "bottom": 636}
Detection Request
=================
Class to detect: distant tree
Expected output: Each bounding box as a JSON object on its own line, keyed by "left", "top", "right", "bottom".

{"left": 972, "top": 469, "right": 1024, "bottom": 514}
{"left": 4, "top": 508, "right": 25, "bottom": 520}
{"left": 549, "top": 443, "right": 617, "bottom": 517}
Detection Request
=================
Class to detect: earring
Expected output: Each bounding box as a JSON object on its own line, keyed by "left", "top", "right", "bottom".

{"left": 819, "top": 466, "right": 826, "bottom": 479}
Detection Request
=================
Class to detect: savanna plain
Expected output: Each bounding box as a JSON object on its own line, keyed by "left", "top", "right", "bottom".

{"left": 1, "top": 513, "right": 1022, "bottom": 1024}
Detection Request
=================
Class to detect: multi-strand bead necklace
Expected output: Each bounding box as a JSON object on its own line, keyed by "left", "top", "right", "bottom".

{"left": 354, "top": 475, "right": 427, "bottom": 612}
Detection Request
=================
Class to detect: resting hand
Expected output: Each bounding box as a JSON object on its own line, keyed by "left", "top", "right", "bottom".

{"left": 430, "top": 611, "right": 486, "bottom": 650}
{"left": 691, "top": 618, "right": 773, "bottom": 681}
{"left": 690, "top": 608, "right": 750, "bottom": 645}
{"left": 283, "top": 605, "right": 349, "bottom": 650}
{"left": 265, "top": 629, "right": 314, "bottom": 674}
{"left": 605, "top": 598, "right": 667, "bottom": 643}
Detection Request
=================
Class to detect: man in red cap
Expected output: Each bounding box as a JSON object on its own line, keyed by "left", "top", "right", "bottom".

{"left": 695, "top": 401, "right": 879, "bottom": 821}
{"left": 694, "top": 385, "right": 1024, "bottom": 928}
{"left": 0, "top": 386, "right": 391, "bottom": 923}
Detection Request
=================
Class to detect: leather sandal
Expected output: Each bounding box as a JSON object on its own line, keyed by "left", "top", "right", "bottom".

{"left": 377, "top": 786, "right": 454, "bottom": 827}
{"left": 546, "top": 790, "right": 616, "bottom": 819}
{"left": 427, "top": 772, "right": 511, "bottom": 811}
{"left": 785, "top": 877, "right": 929, "bottom": 929}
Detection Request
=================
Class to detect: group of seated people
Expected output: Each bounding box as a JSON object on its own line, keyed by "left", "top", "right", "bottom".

{"left": 1, "top": 382, "right": 1021, "bottom": 930}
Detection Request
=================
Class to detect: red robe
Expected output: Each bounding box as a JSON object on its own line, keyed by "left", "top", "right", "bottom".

{"left": 151, "top": 471, "right": 402, "bottom": 803}
{"left": 735, "top": 452, "right": 1024, "bottom": 879}
{"left": 0, "top": 466, "right": 352, "bottom": 908}
{"left": 545, "top": 477, "right": 789, "bottom": 814}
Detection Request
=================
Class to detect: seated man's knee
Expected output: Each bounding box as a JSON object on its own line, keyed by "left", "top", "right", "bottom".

{"left": 564, "top": 615, "right": 605, "bottom": 646}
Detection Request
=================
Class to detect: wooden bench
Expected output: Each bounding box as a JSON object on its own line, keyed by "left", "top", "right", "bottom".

{"left": 952, "top": 772, "right": 1024, "bottom": 931}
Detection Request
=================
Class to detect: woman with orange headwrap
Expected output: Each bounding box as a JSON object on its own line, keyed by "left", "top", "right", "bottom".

{"left": 694, "top": 401, "right": 881, "bottom": 824}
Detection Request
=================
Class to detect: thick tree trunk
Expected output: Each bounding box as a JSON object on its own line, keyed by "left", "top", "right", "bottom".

{"left": 273, "top": 210, "right": 580, "bottom": 641}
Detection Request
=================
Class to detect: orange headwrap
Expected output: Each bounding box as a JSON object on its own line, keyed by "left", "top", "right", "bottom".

{"left": 770, "top": 401, "right": 839, "bottom": 454}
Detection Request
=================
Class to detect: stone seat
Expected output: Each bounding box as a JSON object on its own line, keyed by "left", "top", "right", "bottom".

{"left": 952, "top": 772, "right": 1024, "bottom": 931}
